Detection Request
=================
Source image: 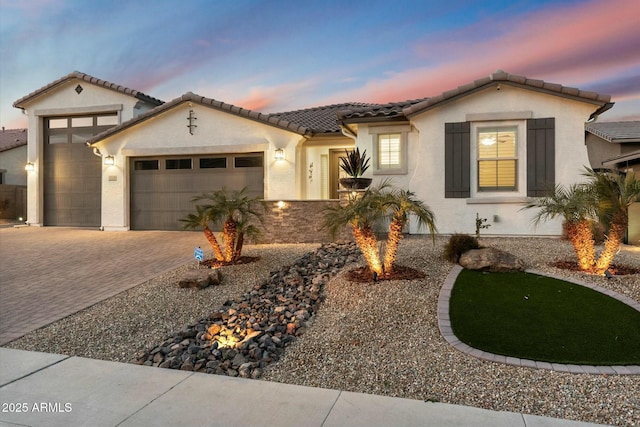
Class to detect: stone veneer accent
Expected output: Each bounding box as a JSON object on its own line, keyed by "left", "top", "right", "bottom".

{"left": 260, "top": 200, "right": 352, "bottom": 244}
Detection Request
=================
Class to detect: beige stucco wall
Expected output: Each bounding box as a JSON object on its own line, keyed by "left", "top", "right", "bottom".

{"left": 299, "top": 136, "right": 354, "bottom": 199}
{"left": 93, "top": 101, "right": 307, "bottom": 230}
{"left": 355, "top": 85, "right": 599, "bottom": 236}
{"left": 19, "top": 78, "right": 154, "bottom": 226}
{"left": 0, "top": 145, "right": 27, "bottom": 186}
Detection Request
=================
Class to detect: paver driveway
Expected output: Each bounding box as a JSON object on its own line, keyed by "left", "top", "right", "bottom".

{"left": 0, "top": 227, "right": 208, "bottom": 345}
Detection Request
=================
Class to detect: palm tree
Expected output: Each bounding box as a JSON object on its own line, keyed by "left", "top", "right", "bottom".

{"left": 382, "top": 189, "right": 437, "bottom": 273}
{"left": 524, "top": 183, "right": 597, "bottom": 271}
{"left": 180, "top": 204, "right": 225, "bottom": 261}
{"left": 184, "top": 187, "right": 266, "bottom": 263}
{"left": 323, "top": 185, "right": 387, "bottom": 276}
{"left": 323, "top": 183, "right": 437, "bottom": 278}
{"left": 585, "top": 168, "right": 640, "bottom": 274}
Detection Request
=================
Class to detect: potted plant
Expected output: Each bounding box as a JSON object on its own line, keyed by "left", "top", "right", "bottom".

{"left": 339, "top": 147, "right": 372, "bottom": 189}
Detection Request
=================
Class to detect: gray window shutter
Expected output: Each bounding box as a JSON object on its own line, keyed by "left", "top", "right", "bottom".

{"left": 527, "top": 118, "right": 555, "bottom": 197}
{"left": 445, "top": 122, "right": 470, "bottom": 198}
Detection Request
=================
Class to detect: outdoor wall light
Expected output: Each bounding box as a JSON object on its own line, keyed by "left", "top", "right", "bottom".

{"left": 104, "top": 155, "right": 115, "bottom": 166}
{"left": 274, "top": 148, "right": 285, "bottom": 161}
{"left": 277, "top": 200, "right": 286, "bottom": 209}
{"left": 25, "top": 162, "right": 34, "bottom": 171}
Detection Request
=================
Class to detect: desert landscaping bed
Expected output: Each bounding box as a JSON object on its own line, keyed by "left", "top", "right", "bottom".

{"left": 6, "top": 237, "right": 640, "bottom": 426}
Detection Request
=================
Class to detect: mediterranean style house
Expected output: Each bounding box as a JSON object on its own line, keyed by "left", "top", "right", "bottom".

{"left": 14, "top": 70, "right": 619, "bottom": 237}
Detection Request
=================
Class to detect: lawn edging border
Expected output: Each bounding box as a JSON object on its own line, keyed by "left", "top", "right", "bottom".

{"left": 438, "top": 264, "right": 640, "bottom": 375}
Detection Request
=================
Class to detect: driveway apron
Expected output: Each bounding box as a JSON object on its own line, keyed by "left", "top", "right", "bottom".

{"left": 0, "top": 227, "right": 207, "bottom": 345}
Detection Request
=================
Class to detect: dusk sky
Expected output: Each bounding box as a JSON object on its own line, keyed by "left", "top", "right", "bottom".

{"left": 1, "top": 0, "right": 639, "bottom": 129}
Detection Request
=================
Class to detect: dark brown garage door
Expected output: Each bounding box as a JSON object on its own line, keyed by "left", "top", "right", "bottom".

{"left": 43, "top": 115, "right": 116, "bottom": 227}
{"left": 130, "top": 153, "right": 264, "bottom": 230}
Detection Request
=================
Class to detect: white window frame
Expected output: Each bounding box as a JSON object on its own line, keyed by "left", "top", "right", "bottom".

{"left": 470, "top": 120, "right": 526, "bottom": 198}
{"left": 370, "top": 125, "right": 410, "bottom": 175}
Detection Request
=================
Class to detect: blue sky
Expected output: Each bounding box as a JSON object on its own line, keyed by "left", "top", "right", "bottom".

{"left": 1, "top": 0, "right": 639, "bottom": 129}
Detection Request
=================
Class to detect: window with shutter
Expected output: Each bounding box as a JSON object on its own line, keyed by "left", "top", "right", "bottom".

{"left": 526, "top": 118, "right": 555, "bottom": 196}
{"left": 444, "top": 122, "right": 470, "bottom": 198}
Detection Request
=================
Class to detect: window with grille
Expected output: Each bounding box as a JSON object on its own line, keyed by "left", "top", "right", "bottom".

{"left": 477, "top": 127, "right": 517, "bottom": 191}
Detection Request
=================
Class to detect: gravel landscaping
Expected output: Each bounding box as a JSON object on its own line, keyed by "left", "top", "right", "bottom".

{"left": 6, "top": 237, "right": 640, "bottom": 426}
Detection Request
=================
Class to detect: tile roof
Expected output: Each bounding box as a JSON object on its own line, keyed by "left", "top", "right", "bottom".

{"left": 339, "top": 70, "right": 613, "bottom": 122}
{"left": 86, "top": 92, "right": 315, "bottom": 145}
{"left": 270, "top": 103, "right": 376, "bottom": 134}
{"left": 13, "top": 71, "right": 163, "bottom": 109}
{"left": 0, "top": 128, "right": 27, "bottom": 152}
{"left": 585, "top": 121, "right": 640, "bottom": 143}
{"left": 336, "top": 99, "right": 428, "bottom": 122}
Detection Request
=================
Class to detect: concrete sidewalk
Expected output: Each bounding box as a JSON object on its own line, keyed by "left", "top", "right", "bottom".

{"left": 0, "top": 348, "right": 609, "bottom": 427}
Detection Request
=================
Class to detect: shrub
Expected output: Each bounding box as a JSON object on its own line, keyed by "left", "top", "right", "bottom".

{"left": 444, "top": 233, "right": 480, "bottom": 263}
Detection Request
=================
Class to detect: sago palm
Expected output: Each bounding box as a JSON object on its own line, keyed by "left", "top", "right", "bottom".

{"left": 585, "top": 168, "right": 640, "bottom": 274}
{"left": 524, "top": 183, "right": 597, "bottom": 271}
{"left": 382, "top": 189, "right": 437, "bottom": 273}
{"left": 180, "top": 204, "right": 225, "bottom": 261}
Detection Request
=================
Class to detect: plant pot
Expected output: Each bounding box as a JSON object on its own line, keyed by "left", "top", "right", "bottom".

{"left": 340, "top": 177, "right": 372, "bottom": 189}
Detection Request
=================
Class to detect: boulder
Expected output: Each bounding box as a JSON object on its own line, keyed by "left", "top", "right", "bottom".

{"left": 178, "top": 269, "right": 222, "bottom": 289}
{"left": 459, "top": 247, "right": 525, "bottom": 272}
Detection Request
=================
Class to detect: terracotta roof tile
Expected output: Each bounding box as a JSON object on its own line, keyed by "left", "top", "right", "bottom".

{"left": 0, "top": 128, "right": 27, "bottom": 152}
{"left": 86, "top": 92, "right": 312, "bottom": 144}
{"left": 401, "top": 71, "right": 612, "bottom": 118}
{"left": 336, "top": 99, "right": 427, "bottom": 122}
{"left": 270, "top": 103, "right": 375, "bottom": 134}
{"left": 13, "top": 71, "right": 163, "bottom": 109}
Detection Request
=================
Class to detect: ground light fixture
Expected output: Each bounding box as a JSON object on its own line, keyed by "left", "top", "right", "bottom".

{"left": 104, "top": 155, "right": 115, "bottom": 166}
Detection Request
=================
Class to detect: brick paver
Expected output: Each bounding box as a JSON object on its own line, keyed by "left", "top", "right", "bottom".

{"left": 0, "top": 227, "right": 208, "bottom": 345}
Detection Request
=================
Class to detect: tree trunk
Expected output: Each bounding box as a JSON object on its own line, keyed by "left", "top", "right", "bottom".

{"left": 565, "top": 220, "right": 596, "bottom": 272}
{"left": 352, "top": 225, "right": 383, "bottom": 276}
{"left": 594, "top": 212, "right": 627, "bottom": 275}
{"left": 222, "top": 220, "right": 236, "bottom": 263}
{"left": 233, "top": 232, "right": 245, "bottom": 262}
{"left": 203, "top": 225, "right": 225, "bottom": 261}
{"left": 383, "top": 217, "right": 404, "bottom": 274}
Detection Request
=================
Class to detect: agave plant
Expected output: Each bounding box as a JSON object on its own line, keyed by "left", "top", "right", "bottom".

{"left": 340, "top": 147, "right": 370, "bottom": 178}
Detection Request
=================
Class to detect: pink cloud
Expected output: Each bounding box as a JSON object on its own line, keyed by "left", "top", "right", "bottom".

{"left": 327, "top": 0, "right": 640, "bottom": 104}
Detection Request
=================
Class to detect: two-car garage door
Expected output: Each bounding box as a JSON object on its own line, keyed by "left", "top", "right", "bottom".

{"left": 130, "top": 153, "right": 264, "bottom": 230}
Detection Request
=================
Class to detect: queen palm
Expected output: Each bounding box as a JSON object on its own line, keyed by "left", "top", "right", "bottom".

{"left": 524, "top": 183, "right": 597, "bottom": 271}
{"left": 586, "top": 168, "right": 640, "bottom": 274}
{"left": 183, "top": 187, "right": 265, "bottom": 263}
{"left": 382, "top": 189, "right": 437, "bottom": 273}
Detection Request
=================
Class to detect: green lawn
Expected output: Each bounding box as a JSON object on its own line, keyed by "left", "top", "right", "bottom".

{"left": 450, "top": 269, "right": 640, "bottom": 365}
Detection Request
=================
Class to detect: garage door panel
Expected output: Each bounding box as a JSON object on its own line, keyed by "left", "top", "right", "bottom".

{"left": 131, "top": 154, "right": 264, "bottom": 230}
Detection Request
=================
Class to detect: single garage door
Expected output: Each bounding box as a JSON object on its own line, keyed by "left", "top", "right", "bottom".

{"left": 43, "top": 114, "right": 116, "bottom": 227}
{"left": 130, "top": 153, "right": 264, "bottom": 230}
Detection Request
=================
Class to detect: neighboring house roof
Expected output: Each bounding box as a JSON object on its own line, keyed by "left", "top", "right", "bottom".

{"left": 86, "top": 92, "right": 314, "bottom": 145}
{"left": 339, "top": 70, "right": 613, "bottom": 122}
{"left": 270, "top": 102, "right": 377, "bottom": 134}
{"left": 0, "top": 128, "right": 27, "bottom": 153}
{"left": 585, "top": 121, "right": 640, "bottom": 143}
{"left": 13, "top": 71, "right": 164, "bottom": 109}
